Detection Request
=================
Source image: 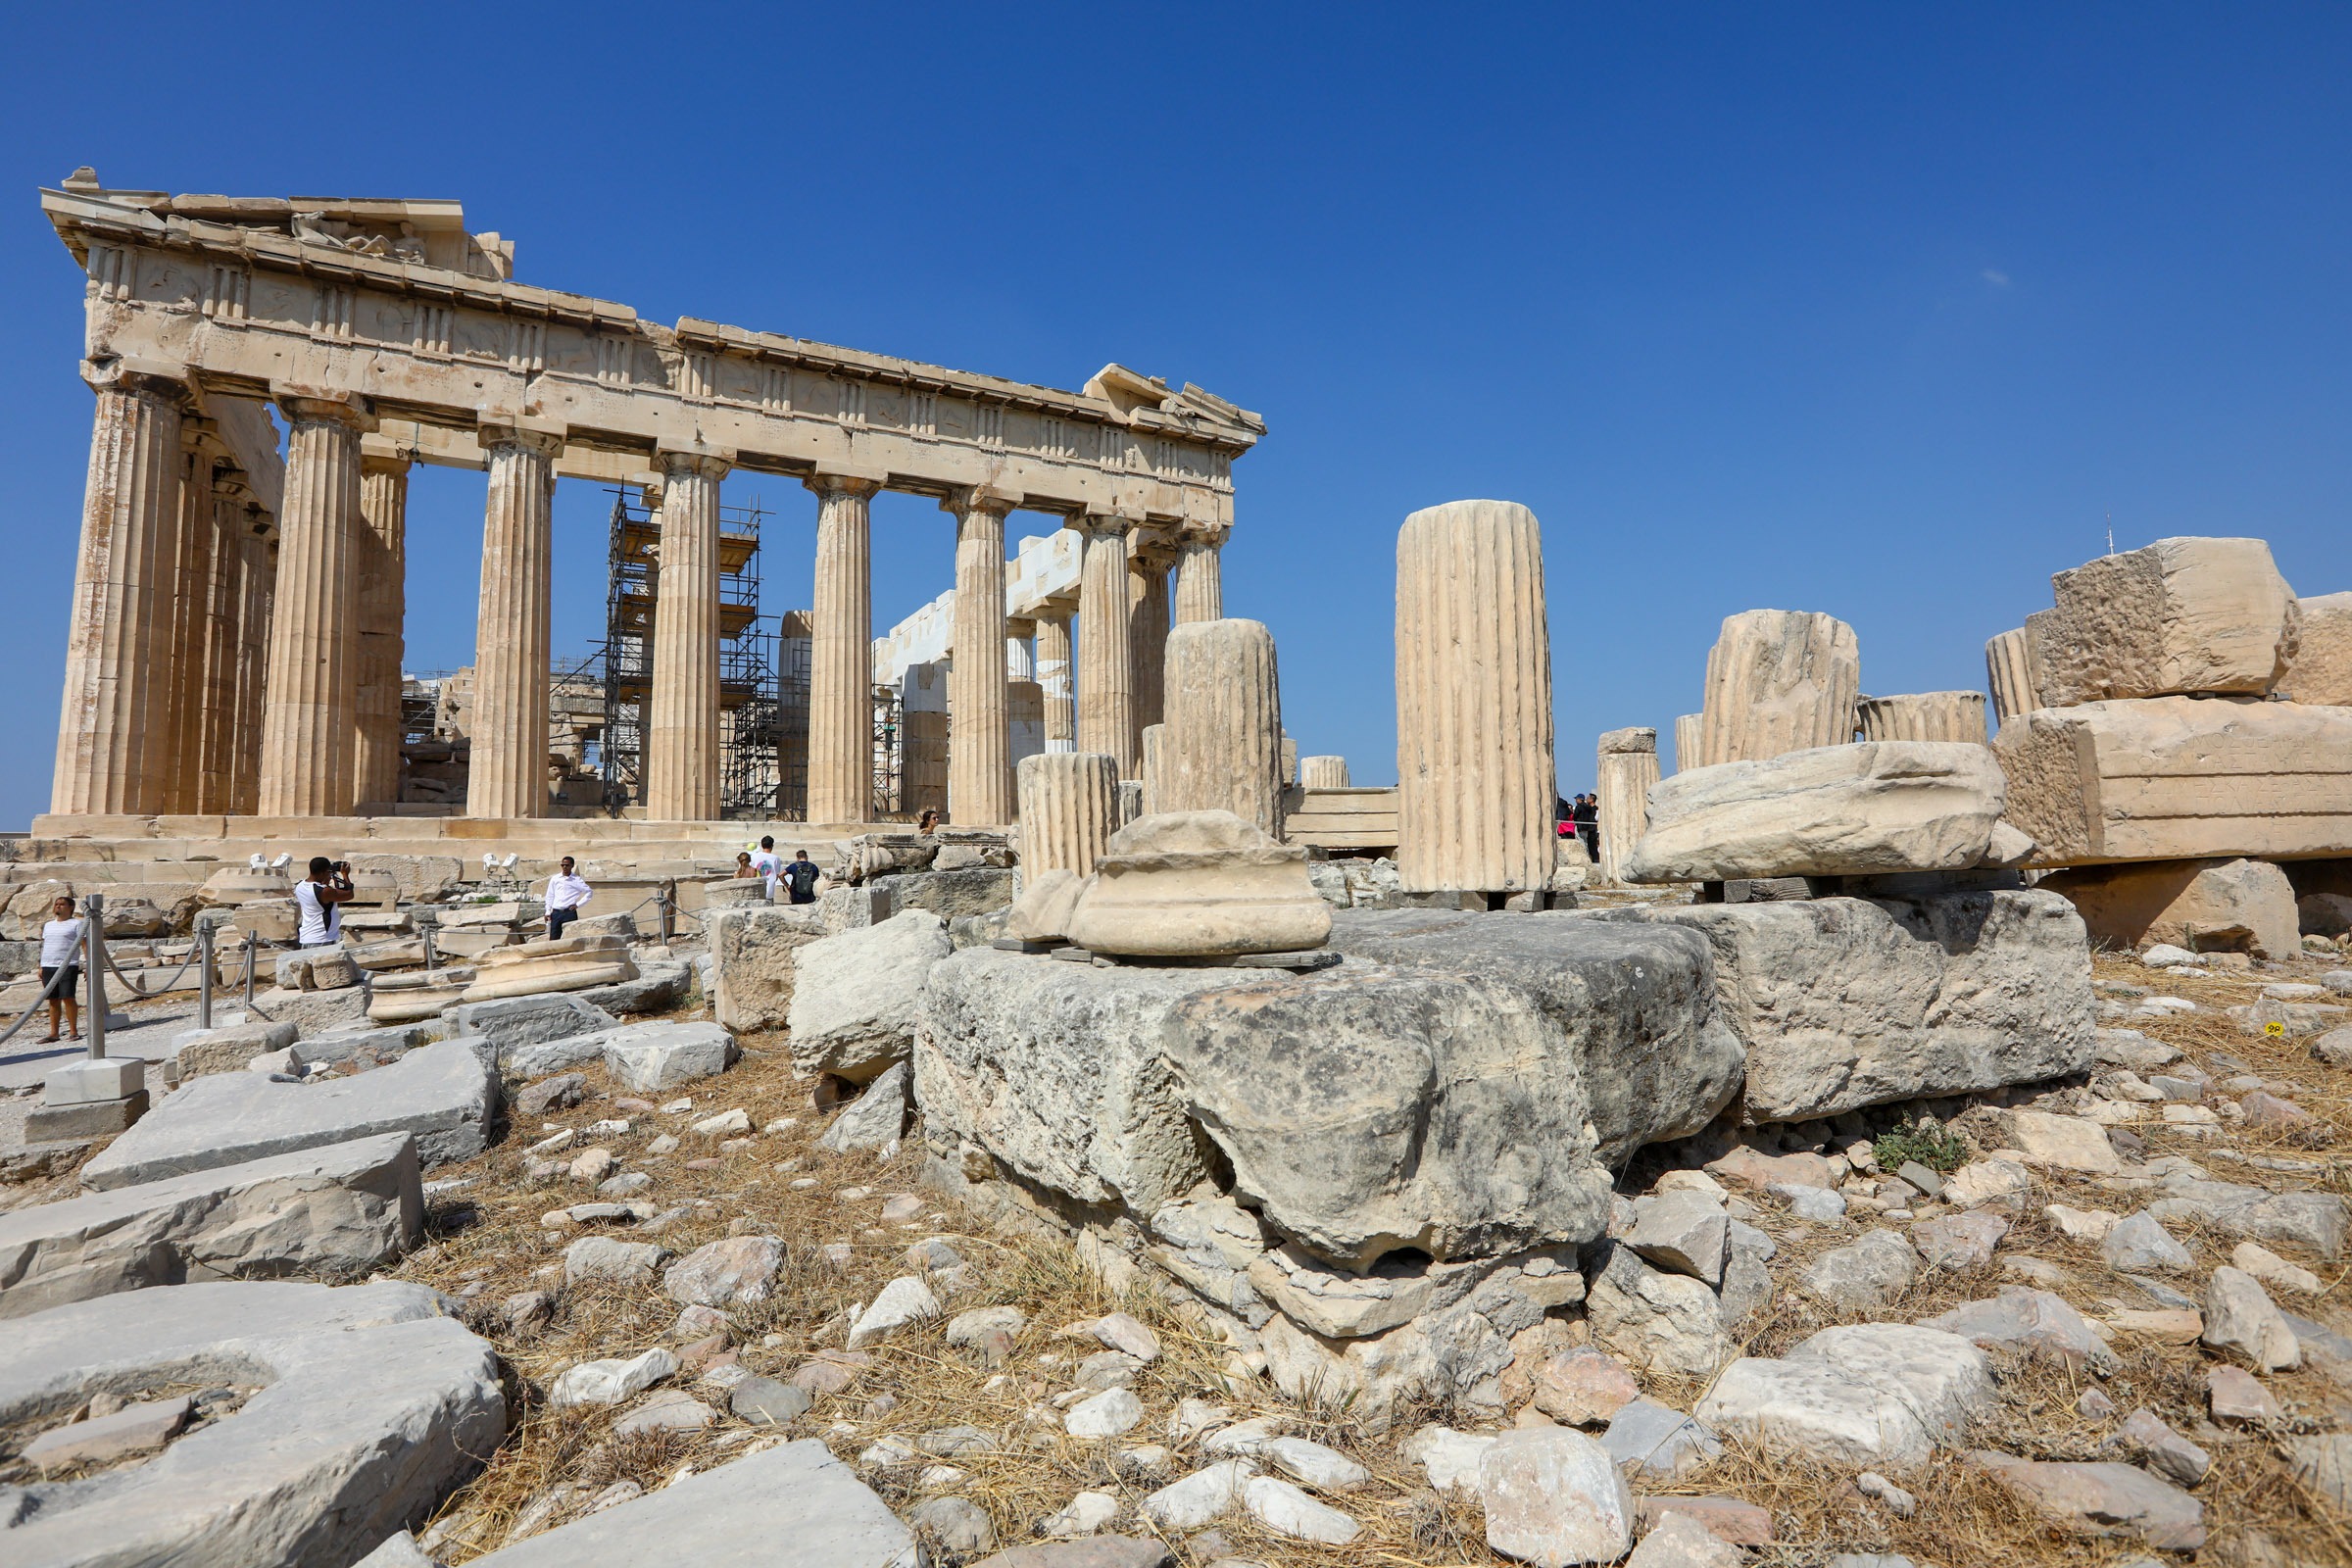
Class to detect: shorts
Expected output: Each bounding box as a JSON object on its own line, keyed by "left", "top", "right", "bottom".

{"left": 38, "top": 965, "right": 79, "bottom": 998}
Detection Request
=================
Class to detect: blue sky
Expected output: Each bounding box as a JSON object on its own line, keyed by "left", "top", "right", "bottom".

{"left": 0, "top": 5, "right": 2344, "bottom": 823}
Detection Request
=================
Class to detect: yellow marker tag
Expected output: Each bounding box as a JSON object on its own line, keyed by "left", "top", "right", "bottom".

{"left": 2266, "top": 1021, "right": 2286, "bottom": 1037}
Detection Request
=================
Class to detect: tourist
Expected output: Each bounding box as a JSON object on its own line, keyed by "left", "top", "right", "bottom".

{"left": 750, "top": 836, "right": 785, "bottom": 901}
{"left": 543, "top": 856, "right": 592, "bottom": 940}
{"left": 783, "top": 849, "right": 821, "bottom": 906}
{"left": 1574, "top": 793, "right": 1600, "bottom": 859}
{"left": 916, "top": 808, "right": 940, "bottom": 837}
{"left": 295, "top": 857, "right": 351, "bottom": 948}
{"left": 38, "top": 894, "right": 81, "bottom": 1043}
{"left": 733, "top": 851, "right": 757, "bottom": 879}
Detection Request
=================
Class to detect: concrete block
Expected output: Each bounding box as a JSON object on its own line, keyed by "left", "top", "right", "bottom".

{"left": 43, "top": 1056, "right": 145, "bottom": 1105}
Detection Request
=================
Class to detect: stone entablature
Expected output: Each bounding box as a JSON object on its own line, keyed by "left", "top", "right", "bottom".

{"left": 45, "top": 183, "right": 1258, "bottom": 533}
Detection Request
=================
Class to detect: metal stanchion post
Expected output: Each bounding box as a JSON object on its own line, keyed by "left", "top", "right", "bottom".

{"left": 196, "top": 915, "right": 216, "bottom": 1031}
{"left": 660, "top": 880, "right": 676, "bottom": 945}
{"left": 83, "top": 892, "right": 108, "bottom": 1062}
{"left": 243, "top": 930, "right": 258, "bottom": 1009}
{"left": 416, "top": 907, "right": 440, "bottom": 974}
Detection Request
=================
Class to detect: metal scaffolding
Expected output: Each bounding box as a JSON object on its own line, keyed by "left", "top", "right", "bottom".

{"left": 587, "top": 486, "right": 787, "bottom": 818}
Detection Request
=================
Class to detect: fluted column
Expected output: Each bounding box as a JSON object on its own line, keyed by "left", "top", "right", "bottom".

{"left": 1006, "top": 618, "right": 1038, "bottom": 683}
{"left": 806, "top": 473, "right": 882, "bottom": 824}
{"left": 53, "top": 366, "right": 189, "bottom": 815}
{"left": 946, "top": 489, "right": 1014, "bottom": 825}
{"left": 1697, "top": 610, "right": 1860, "bottom": 765}
{"left": 231, "top": 526, "right": 276, "bottom": 814}
{"left": 1594, "top": 727, "right": 1659, "bottom": 886}
{"left": 1076, "top": 514, "right": 1138, "bottom": 778}
{"left": 1017, "top": 752, "right": 1117, "bottom": 878}
{"left": 1174, "top": 527, "right": 1226, "bottom": 624}
{"left": 1129, "top": 554, "right": 1172, "bottom": 753}
{"left": 1037, "top": 613, "right": 1074, "bottom": 753}
{"left": 191, "top": 474, "right": 250, "bottom": 813}
{"left": 1984, "top": 628, "right": 2034, "bottom": 729}
{"left": 1396, "top": 499, "right": 1555, "bottom": 895}
{"left": 158, "top": 436, "right": 215, "bottom": 810}
{"left": 257, "top": 394, "right": 372, "bottom": 817}
{"left": 1161, "top": 618, "right": 1284, "bottom": 836}
{"left": 352, "top": 455, "right": 411, "bottom": 808}
{"left": 1856, "top": 692, "right": 1990, "bottom": 745}
{"left": 1672, "top": 713, "right": 1702, "bottom": 773}
{"left": 646, "top": 450, "right": 730, "bottom": 820}
{"left": 466, "top": 420, "right": 563, "bottom": 819}
{"left": 1299, "top": 756, "right": 1349, "bottom": 789}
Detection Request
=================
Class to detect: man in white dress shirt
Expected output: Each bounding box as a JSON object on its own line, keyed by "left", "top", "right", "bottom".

{"left": 544, "top": 857, "right": 592, "bottom": 940}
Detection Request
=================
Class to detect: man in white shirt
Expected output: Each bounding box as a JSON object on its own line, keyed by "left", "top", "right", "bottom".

{"left": 295, "top": 857, "right": 351, "bottom": 948}
{"left": 749, "top": 836, "right": 784, "bottom": 903}
{"left": 38, "top": 894, "right": 83, "bottom": 1042}
{"left": 544, "top": 857, "right": 592, "bottom": 939}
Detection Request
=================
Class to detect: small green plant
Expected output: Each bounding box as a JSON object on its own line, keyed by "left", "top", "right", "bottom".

{"left": 1873, "top": 1119, "right": 1970, "bottom": 1175}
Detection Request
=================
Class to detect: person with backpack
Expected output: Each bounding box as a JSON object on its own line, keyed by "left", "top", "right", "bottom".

{"left": 782, "top": 849, "right": 822, "bottom": 905}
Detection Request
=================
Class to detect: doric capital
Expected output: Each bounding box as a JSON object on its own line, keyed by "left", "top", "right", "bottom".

{"left": 804, "top": 468, "right": 885, "bottom": 502}
{"left": 1180, "top": 523, "right": 1232, "bottom": 552}
{"left": 361, "top": 451, "right": 412, "bottom": 478}
{"left": 1074, "top": 509, "right": 1139, "bottom": 542}
{"left": 477, "top": 416, "right": 566, "bottom": 458}
{"left": 657, "top": 443, "right": 734, "bottom": 481}
{"left": 212, "top": 466, "right": 258, "bottom": 507}
{"left": 274, "top": 388, "right": 377, "bottom": 434}
{"left": 81, "top": 355, "right": 191, "bottom": 405}
{"left": 940, "top": 483, "right": 1019, "bottom": 519}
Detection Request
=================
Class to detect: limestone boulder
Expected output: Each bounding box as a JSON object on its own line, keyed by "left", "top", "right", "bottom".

{"left": 602, "top": 1020, "right": 738, "bottom": 1093}
{"left": 445, "top": 993, "right": 617, "bottom": 1065}
{"left": 0, "top": 1133, "right": 421, "bottom": 1317}
{"left": 2039, "top": 857, "right": 2301, "bottom": 958}
{"left": 1601, "top": 890, "right": 2093, "bottom": 1122}
{"left": 871, "top": 867, "right": 1018, "bottom": 922}
{"left": 663, "top": 1236, "right": 783, "bottom": 1309}
{"left": 1587, "top": 1244, "right": 1733, "bottom": 1378}
{"left": 2282, "top": 590, "right": 2352, "bottom": 707}
{"left": 346, "top": 855, "right": 465, "bottom": 903}
{"left": 1967, "top": 1450, "right": 2205, "bottom": 1552}
{"left": 79, "top": 1041, "right": 496, "bottom": 1191}
{"left": 1477, "top": 1427, "right": 1635, "bottom": 1567}
{"left": 0, "top": 1281, "right": 502, "bottom": 1568}
{"left": 916, "top": 949, "right": 1267, "bottom": 1217}
{"left": 1165, "top": 910, "right": 1742, "bottom": 1267}
{"left": 1994, "top": 697, "right": 2352, "bottom": 864}
{"left": 1695, "top": 1324, "right": 1994, "bottom": 1470}
{"left": 707, "top": 905, "right": 826, "bottom": 1033}
{"left": 1626, "top": 742, "right": 2006, "bottom": 883}
{"left": 174, "top": 1019, "right": 302, "bottom": 1078}
{"left": 787, "top": 910, "right": 953, "bottom": 1083}
{"left": 1004, "top": 868, "right": 1086, "bottom": 943}
{"left": 462, "top": 1438, "right": 915, "bottom": 1567}
{"left": 2027, "top": 536, "right": 2298, "bottom": 707}
{"left": 816, "top": 1059, "right": 909, "bottom": 1154}
{"left": 1066, "top": 810, "right": 1331, "bottom": 956}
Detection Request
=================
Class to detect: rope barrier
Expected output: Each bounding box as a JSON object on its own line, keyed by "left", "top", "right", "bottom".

{"left": 0, "top": 941, "right": 89, "bottom": 1053}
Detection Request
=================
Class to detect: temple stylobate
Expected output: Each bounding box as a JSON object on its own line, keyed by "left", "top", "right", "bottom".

{"left": 37, "top": 170, "right": 1260, "bottom": 837}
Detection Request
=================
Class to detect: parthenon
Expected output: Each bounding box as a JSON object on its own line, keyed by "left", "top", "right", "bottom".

{"left": 38, "top": 170, "right": 1261, "bottom": 839}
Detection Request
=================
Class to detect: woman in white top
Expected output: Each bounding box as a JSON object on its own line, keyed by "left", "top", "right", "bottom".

{"left": 38, "top": 894, "right": 83, "bottom": 1043}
